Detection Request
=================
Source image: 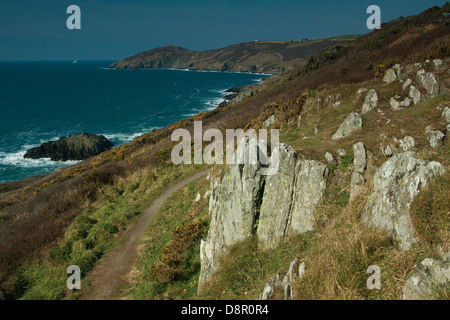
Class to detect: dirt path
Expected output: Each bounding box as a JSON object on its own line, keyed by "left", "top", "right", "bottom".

{"left": 80, "top": 169, "right": 209, "bottom": 300}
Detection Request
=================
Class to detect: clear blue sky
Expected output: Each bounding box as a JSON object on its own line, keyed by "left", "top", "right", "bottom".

{"left": 0, "top": 0, "right": 448, "bottom": 60}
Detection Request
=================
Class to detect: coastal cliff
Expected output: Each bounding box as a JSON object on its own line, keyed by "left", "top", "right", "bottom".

{"left": 109, "top": 38, "right": 354, "bottom": 75}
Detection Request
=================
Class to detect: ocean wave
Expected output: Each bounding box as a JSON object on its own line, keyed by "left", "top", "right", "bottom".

{"left": 102, "top": 128, "right": 159, "bottom": 145}
{"left": 0, "top": 149, "right": 79, "bottom": 169}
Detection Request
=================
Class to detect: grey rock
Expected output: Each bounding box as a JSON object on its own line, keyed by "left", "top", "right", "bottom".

{"left": 417, "top": 71, "right": 446, "bottom": 100}
{"left": 336, "top": 149, "right": 347, "bottom": 158}
{"left": 356, "top": 88, "right": 368, "bottom": 99}
{"left": 390, "top": 95, "right": 412, "bottom": 111}
{"left": 433, "top": 59, "right": 443, "bottom": 69}
{"left": 257, "top": 144, "right": 297, "bottom": 250}
{"left": 442, "top": 107, "right": 450, "bottom": 124}
{"left": 350, "top": 142, "right": 367, "bottom": 201}
{"left": 402, "top": 78, "right": 412, "bottom": 91}
{"left": 361, "top": 89, "right": 378, "bottom": 114}
{"left": 403, "top": 257, "right": 450, "bottom": 300}
{"left": 409, "top": 85, "right": 422, "bottom": 105}
{"left": 332, "top": 113, "right": 363, "bottom": 140}
{"left": 361, "top": 152, "right": 446, "bottom": 251}
{"left": 263, "top": 114, "right": 276, "bottom": 129}
{"left": 426, "top": 129, "right": 445, "bottom": 149}
{"left": 392, "top": 64, "right": 403, "bottom": 79}
{"left": 259, "top": 258, "right": 306, "bottom": 300}
{"left": 288, "top": 160, "right": 328, "bottom": 235}
{"left": 383, "top": 68, "right": 397, "bottom": 83}
{"left": 198, "top": 137, "right": 265, "bottom": 291}
{"left": 325, "top": 152, "right": 334, "bottom": 164}
{"left": 380, "top": 144, "right": 397, "bottom": 157}
{"left": 399, "top": 136, "right": 415, "bottom": 151}
{"left": 297, "top": 115, "right": 302, "bottom": 128}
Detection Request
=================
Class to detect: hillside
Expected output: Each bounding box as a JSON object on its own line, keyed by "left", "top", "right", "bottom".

{"left": 109, "top": 38, "right": 354, "bottom": 74}
{"left": 0, "top": 3, "right": 449, "bottom": 300}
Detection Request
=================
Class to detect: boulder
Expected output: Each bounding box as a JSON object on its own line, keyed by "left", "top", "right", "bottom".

{"left": 409, "top": 85, "right": 422, "bottom": 105}
{"left": 442, "top": 107, "right": 450, "bottom": 124}
{"left": 361, "top": 89, "right": 378, "bottom": 114}
{"left": 390, "top": 95, "right": 412, "bottom": 111}
{"left": 361, "top": 152, "right": 446, "bottom": 251}
{"left": 262, "top": 115, "right": 276, "bottom": 129}
{"left": 433, "top": 59, "right": 443, "bottom": 69}
{"left": 297, "top": 115, "right": 302, "bottom": 128}
{"left": 23, "top": 133, "right": 114, "bottom": 161}
{"left": 332, "top": 113, "right": 363, "bottom": 140}
{"left": 402, "top": 78, "right": 412, "bottom": 91}
{"left": 399, "top": 136, "right": 415, "bottom": 152}
{"left": 325, "top": 152, "right": 335, "bottom": 164}
{"left": 392, "top": 64, "right": 403, "bottom": 79}
{"left": 426, "top": 126, "right": 445, "bottom": 149}
{"left": 403, "top": 256, "right": 450, "bottom": 300}
{"left": 383, "top": 69, "right": 397, "bottom": 83}
{"left": 417, "top": 71, "right": 446, "bottom": 100}
{"left": 350, "top": 142, "right": 367, "bottom": 201}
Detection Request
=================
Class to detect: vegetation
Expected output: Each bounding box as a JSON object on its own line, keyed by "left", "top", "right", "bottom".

{"left": 0, "top": 3, "right": 449, "bottom": 300}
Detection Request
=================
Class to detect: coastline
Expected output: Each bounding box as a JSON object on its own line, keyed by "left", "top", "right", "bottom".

{"left": 0, "top": 65, "right": 268, "bottom": 185}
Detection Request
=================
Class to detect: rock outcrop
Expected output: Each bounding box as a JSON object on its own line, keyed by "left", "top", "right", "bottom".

{"left": 23, "top": 133, "right": 114, "bottom": 161}
{"left": 417, "top": 71, "right": 445, "bottom": 100}
{"left": 426, "top": 126, "right": 445, "bottom": 149}
{"left": 198, "top": 137, "right": 265, "bottom": 291}
{"left": 361, "top": 152, "right": 446, "bottom": 251}
{"left": 259, "top": 258, "right": 305, "bottom": 300}
{"left": 403, "top": 256, "right": 450, "bottom": 300}
{"left": 361, "top": 89, "right": 378, "bottom": 114}
{"left": 262, "top": 115, "right": 276, "bottom": 129}
{"left": 350, "top": 142, "right": 367, "bottom": 202}
{"left": 257, "top": 151, "right": 328, "bottom": 249}
{"left": 199, "top": 140, "right": 328, "bottom": 290}
{"left": 399, "top": 136, "right": 415, "bottom": 152}
{"left": 257, "top": 145, "right": 297, "bottom": 250}
{"left": 332, "top": 113, "right": 363, "bottom": 140}
{"left": 442, "top": 107, "right": 450, "bottom": 124}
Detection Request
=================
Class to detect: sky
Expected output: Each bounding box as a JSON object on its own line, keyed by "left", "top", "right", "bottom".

{"left": 0, "top": 0, "right": 448, "bottom": 61}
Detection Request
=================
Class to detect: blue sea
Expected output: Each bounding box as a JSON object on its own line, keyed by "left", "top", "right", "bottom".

{"left": 0, "top": 61, "right": 269, "bottom": 183}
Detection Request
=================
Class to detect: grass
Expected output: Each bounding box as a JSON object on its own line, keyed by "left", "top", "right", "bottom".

{"left": 15, "top": 164, "right": 208, "bottom": 300}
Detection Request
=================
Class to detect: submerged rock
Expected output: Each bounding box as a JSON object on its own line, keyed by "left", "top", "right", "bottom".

{"left": 23, "top": 133, "right": 114, "bottom": 161}
{"left": 361, "top": 152, "right": 446, "bottom": 251}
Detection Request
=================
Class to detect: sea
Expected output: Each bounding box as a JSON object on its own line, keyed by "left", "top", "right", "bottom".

{"left": 0, "top": 61, "right": 269, "bottom": 184}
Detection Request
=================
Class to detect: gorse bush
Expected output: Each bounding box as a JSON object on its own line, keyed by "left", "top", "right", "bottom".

{"left": 149, "top": 221, "right": 206, "bottom": 283}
